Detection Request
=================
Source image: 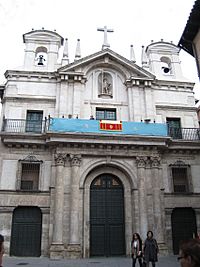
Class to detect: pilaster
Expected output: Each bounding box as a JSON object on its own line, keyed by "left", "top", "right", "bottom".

{"left": 136, "top": 156, "right": 148, "bottom": 240}
{"left": 66, "top": 154, "right": 82, "bottom": 258}
{"left": 150, "top": 155, "right": 168, "bottom": 254}
{"left": 145, "top": 158, "right": 154, "bottom": 231}
{"left": 50, "top": 153, "right": 67, "bottom": 259}
{"left": 127, "top": 86, "right": 134, "bottom": 121}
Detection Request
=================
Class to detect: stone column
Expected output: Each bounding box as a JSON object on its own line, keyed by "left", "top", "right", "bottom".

{"left": 50, "top": 153, "right": 67, "bottom": 259}
{"left": 136, "top": 156, "right": 148, "bottom": 240}
{"left": 145, "top": 159, "right": 154, "bottom": 231}
{"left": 151, "top": 155, "right": 167, "bottom": 254}
{"left": 67, "top": 154, "right": 82, "bottom": 258}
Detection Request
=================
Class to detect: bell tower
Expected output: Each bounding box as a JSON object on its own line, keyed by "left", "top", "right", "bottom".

{"left": 23, "top": 29, "right": 64, "bottom": 71}
{"left": 146, "top": 40, "right": 184, "bottom": 80}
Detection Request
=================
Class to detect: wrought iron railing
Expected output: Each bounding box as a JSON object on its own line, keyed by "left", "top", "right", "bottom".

{"left": 1, "top": 119, "right": 200, "bottom": 141}
{"left": 168, "top": 127, "right": 200, "bottom": 140}
{"left": 1, "top": 118, "right": 49, "bottom": 134}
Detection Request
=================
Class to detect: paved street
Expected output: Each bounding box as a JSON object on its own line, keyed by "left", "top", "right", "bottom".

{"left": 3, "top": 255, "right": 179, "bottom": 267}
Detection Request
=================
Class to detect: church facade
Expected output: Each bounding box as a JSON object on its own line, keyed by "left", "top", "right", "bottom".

{"left": 0, "top": 29, "right": 200, "bottom": 259}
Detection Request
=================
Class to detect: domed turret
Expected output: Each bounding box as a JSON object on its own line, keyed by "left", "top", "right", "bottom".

{"left": 145, "top": 40, "right": 184, "bottom": 80}
{"left": 23, "top": 28, "right": 64, "bottom": 70}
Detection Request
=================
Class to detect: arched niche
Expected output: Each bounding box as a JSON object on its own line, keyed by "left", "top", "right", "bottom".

{"left": 35, "top": 46, "right": 47, "bottom": 66}
{"left": 160, "top": 56, "right": 172, "bottom": 74}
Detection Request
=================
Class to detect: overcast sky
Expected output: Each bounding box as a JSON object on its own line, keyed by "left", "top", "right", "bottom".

{"left": 0, "top": 0, "right": 199, "bottom": 98}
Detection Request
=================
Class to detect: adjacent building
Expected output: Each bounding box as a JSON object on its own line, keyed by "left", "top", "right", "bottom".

{"left": 178, "top": 0, "right": 200, "bottom": 79}
{"left": 0, "top": 28, "right": 200, "bottom": 259}
{"left": 178, "top": 0, "right": 200, "bottom": 123}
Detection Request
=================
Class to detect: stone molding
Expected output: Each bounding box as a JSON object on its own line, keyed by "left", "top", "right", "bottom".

{"left": 69, "top": 154, "right": 82, "bottom": 166}
{"left": 150, "top": 155, "right": 161, "bottom": 168}
{"left": 19, "top": 154, "right": 43, "bottom": 163}
{"left": 136, "top": 156, "right": 148, "bottom": 168}
{"left": 54, "top": 153, "right": 67, "bottom": 166}
{"left": 136, "top": 155, "right": 161, "bottom": 168}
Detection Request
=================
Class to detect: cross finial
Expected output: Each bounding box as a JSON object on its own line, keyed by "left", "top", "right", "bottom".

{"left": 97, "top": 26, "right": 114, "bottom": 50}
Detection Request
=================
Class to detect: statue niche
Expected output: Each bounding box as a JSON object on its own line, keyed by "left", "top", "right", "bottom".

{"left": 98, "top": 72, "right": 113, "bottom": 98}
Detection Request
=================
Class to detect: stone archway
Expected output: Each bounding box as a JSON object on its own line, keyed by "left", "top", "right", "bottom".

{"left": 81, "top": 163, "right": 135, "bottom": 258}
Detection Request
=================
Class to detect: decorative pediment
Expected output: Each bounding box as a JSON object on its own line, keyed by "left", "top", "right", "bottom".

{"left": 58, "top": 49, "right": 155, "bottom": 80}
{"left": 23, "top": 29, "right": 64, "bottom": 46}
{"left": 19, "top": 154, "right": 43, "bottom": 163}
{"left": 170, "top": 160, "right": 189, "bottom": 167}
{"left": 147, "top": 41, "right": 180, "bottom": 54}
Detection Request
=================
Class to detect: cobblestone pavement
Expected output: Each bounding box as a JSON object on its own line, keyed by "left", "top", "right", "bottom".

{"left": 3, "top": 255, "right": 180, "bottom": 267}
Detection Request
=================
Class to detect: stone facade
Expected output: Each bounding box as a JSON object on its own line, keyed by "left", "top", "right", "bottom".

{"left": 0, "top": 29, "right": 200, "bottom": 259}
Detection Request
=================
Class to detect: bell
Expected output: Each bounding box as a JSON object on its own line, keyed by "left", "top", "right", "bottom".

{"left": 38, "top": 55, "right": 44, "bottom": 65}
{"left": 162, "top": 67, "right": 170, "bottom": 73}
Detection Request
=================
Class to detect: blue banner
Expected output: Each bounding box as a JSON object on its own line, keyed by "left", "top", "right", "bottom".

{"left": 49, "top": 118, "right": 168, "bottom": 137}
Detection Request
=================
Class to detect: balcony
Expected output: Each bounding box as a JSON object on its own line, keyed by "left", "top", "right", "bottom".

{"left": 168, "top": 127, "right": 200, "bottom": 140}
{"left": 1, "top": 118, "right": 48, "bottom": 134}
{"left": 1, "top": 118, "right": 200, "bottom": 141}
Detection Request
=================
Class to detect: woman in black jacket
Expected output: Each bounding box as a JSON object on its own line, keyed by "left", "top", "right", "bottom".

{"left": 143, "top": 231, "right": 159, "bottom": 267}
{"left": 131, "top": 233, "right": 143, "bottom": 267}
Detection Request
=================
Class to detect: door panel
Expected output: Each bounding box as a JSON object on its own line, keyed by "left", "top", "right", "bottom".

{"left": 10, "top": 206, "right": 42, "bottom": 257}
{"left": 171, "top": 208, "right": 197, "bottom": 254}
{"left": 90, "top": 174, "right": 125, "bottom": 256}
{"left": 90, "top": 225, "right": 105, "bottom": 256}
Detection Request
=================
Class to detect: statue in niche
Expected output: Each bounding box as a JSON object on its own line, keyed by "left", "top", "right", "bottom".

{"left": 103, "top": 77, "right": 111, "bottom": 94}
{"left": 98, "top": 72, "right": 113, "bottom": 96}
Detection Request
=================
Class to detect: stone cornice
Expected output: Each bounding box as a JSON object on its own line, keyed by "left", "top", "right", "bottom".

{"left": 88, "top": 100, "right": 128, "bottom": 106}
{"left": 4, "top": 70, "right": 56, "bottom": 80}
{"left": 154, "top": 79, "right": 194, "bottom": 89}
{"left": 125, "top": 78, "right": 153, "bottom": 88}
{"left": 156, "top": 104, "right": 197, "bottom": 111}
{"left": 58, "top": 72, "right": 87, "bottom": 83}
{"left": 45, "top": 131, "right": 169, "bottom": 146}
{"left": 1, "top": 131, "right": 200, "bottom": 152}
{"left": 2, "top": 96, "right": 56, "bottom": 103}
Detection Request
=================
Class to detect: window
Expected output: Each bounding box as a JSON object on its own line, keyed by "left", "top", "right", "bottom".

{"left": 166, "top": 117, "right": 182, "bottom": 139}
{"left": 26, "top": 111, "right": 43, "bottom": 133}
{"left": 16, "top": 155, "right": 43, "bottom": 191}
{"left": 21, "top": 163, "right": 40, "bottom": 191}
{"left": 96, "top": 108, "right": 116, "bottom": 120}
{"left": 172, "top": 167, "right": 189, "bottom": 193}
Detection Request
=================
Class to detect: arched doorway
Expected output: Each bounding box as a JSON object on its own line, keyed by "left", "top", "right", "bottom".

{"left": 90, "top": 174, "right": 125, "bottom": 256}
{"left": 10, "top": 206, "right": 42, "bottom": 256}
{"left": 171, "top": 208, "right": 197, "bottom": 254}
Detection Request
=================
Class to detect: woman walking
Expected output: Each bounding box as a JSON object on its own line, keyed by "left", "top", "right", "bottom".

{"left": 143, "top": 231, "right": 159, "bottom": 267}
{"left": 131, "top": 233, "right": 143, "bottom": 267}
